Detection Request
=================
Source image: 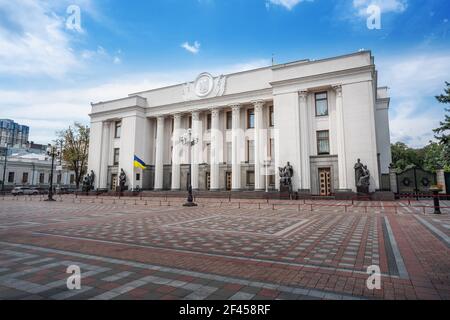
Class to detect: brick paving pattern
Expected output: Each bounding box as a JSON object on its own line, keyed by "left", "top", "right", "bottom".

{"left": 0, "top": 195, "right": 449, "bottom": 300}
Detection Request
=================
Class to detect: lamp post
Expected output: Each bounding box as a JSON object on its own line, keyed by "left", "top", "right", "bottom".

{"left": 45, "top": 144, "right": 60, "bottom": 202}
{"left": 264, "top": 158, "right": 272, "bottom": 193}
{"left": 1, "top": 143, "right": 8, "bottom": 193}
{"left": 180, "top": 129, "right": 198, "bottom": 207}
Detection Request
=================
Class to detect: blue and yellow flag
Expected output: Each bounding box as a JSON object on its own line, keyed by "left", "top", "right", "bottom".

{"left": 134, "top": 155, "right": 146, "bottom": 169}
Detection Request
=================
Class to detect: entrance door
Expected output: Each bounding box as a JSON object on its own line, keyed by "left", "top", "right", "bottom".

{"left": 319, "top": 168, "right": 332, "bottom": 196}
{"left": 226, "top": 172, "right": 232, "bottom": 191}
{"left": 206, "top": 172, "right": 211, "bottom": 191}
{"left": 111, "top": 174, "right": 118, "bottom": 191}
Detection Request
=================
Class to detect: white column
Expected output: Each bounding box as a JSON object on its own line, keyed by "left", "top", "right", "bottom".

{"left": 171, "top": 114, "right": 182, "bottom": 190}
{"left": 334, "top": 85, "right": 348, "bottom": 190}
{"left": 191, "top": 111, "right": 201, "bottom": 190}
{"left": 99, "top": 121, "right": 111, "bottom": 189}
{"left": 253, "top": 101, "right": 264, "bottom": 191}
{"left": 154, "top": 116, "right": 165, "bottom": 190}
{"left": 210, "top": 108, "right": 221, "bottom": 191}
{"left": 299, "top": 91, "right": 311, "bottom": 191}
{"left": 231, "top": 104, "right": 242, "bottom": 191}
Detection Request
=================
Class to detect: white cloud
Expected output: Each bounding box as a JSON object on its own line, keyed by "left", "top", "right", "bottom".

{"left": 0, "top": 0, "right": 80, "bottom": 78}
{"left": 377, "top": 51, "right": 450, "bottom": 147}
{"left": 81, "top": 46, "right": 123, "bottom": 65}
{"left": 267, "top": 0, "right": 312, "bottom": 10}
{"left": 181, "top": 41, "right": 201, "bottom": 54}
{"left": 352, "top": 0, "right": 408, "bottom": 16}
{"left": 0, "top": 59, "right": 270, "bottom": 144}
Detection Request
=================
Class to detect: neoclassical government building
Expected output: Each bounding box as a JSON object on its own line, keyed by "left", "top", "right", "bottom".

{"left": 88, "top": 51, "right": 392, "bottom": 196}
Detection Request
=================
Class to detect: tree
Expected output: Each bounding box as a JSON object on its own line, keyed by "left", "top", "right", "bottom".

{"left": 422, "top": 142, "right": 446, "bottom": 172}
{"left": 57, "top": 123, "right": 90, "bottom": 189}
{"left": 391, "top": 142, "right": 423, "bottom": 171}
{"left": 433, "top": 82, "right": 450, "bottom": 164}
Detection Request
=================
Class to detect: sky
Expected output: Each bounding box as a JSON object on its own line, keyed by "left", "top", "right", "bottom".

{"left": 0, "top": 0, "right": 449, "bottom": 148}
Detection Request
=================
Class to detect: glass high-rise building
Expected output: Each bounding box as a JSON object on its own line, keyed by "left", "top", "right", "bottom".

{"left": 0, "top": 119, "right": 29, "bottom": 147}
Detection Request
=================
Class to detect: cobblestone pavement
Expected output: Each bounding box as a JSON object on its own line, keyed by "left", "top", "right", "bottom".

{"left": 0, "top": 196, "right": 449, "bottom": 300}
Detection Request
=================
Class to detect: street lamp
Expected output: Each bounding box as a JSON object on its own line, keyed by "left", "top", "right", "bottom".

{"left": 264, "top": 158, "right": 272, "bottom": 193}
{"left": 180, "top": 128, "right": 198, "bottom": 207}
{"left": 1, "top": 143, "right": 8, "bottom": 193}
{"left": 45, "top": 144, "right": 61, "bottom": 202}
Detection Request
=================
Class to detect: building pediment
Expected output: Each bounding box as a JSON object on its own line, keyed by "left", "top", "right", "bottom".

{"left": 182, "top": 72, "right": 227, "bottom": 101}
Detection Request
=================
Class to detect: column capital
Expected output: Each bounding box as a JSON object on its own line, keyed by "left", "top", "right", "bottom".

{"left": 173, "top": 113, "right": 182, "bottom": 120}
{"left": 191, "top": 110, "right": 200, "bottom": 121}
{"left": 252, "top": 100, "right": 265, "bottom": 111}
{"left": 299, "top": 90, "right": 308, "bottom": 100}
{"left": 333, "top": 85, "right": 342, "bottom": 96}
{"left": 157, "top": 115, "right": 166, "bottom": 123}
{"left": 210, "top": 107, "right": 221, "bottom": 117}
{"left": 229, "top": 103, "right": 242, "bottom": 113}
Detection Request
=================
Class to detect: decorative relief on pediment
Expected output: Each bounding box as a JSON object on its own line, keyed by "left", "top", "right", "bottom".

{"left": 182, "top": 72, "right": 227, "bottom": 101}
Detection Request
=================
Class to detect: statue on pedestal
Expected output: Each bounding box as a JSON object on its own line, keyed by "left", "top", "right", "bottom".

{"left": 119, "top": 169, "right": 127, "bottom": 192}
{"left": 279, "top": 162, "right": 294, "bottom": 199}
{"left": 355, "top": 159, "right": 371, "bottom": 194}
{"left": 89, "top": 170, "right": 95, "bottom": 190}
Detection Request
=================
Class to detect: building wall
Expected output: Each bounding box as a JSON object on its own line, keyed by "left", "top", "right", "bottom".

{"left": 0, "top": 159, "right": 76, "bottom": 189}
{"left": 375, "top": 88, "right": 392, "bottom": 175}
{"left": 88, "top": 51, "right": 391, "bottom": 194}
{"left": 341, "top": 81, "right": 380, "bottom": 191}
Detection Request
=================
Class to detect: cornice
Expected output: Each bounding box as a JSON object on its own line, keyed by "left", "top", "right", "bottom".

{"left": 270, "top": 65, "right": 374, "bottom": 88}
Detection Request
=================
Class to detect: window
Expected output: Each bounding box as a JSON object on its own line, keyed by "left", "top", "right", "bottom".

{"left": 114, "top": 121, "right": 122, "bottom": 138}
{"left": 315, "top": 92, "right": 328, "bottom": 116}
{"left": 57, "top": 174, "right": 61, "bottom": 184}
{"left": 70, "top": 174, "right": 75, "bottom": 184}
{"left": 226, "top": 111, "right": 232, "bottom": 130}
{"left": 247, "top": 171, "right": 255, "bottom": 187}
{"left": 113, "top": 148, "right": 120, "bottom": 165}
{"left": 247, "top": 109, "right": 255, "bottom": 129}
{"left": 247, "top": 140, "right": 255, "bottom": 163}
{"left": 206, "top": 114, "right": 212, "bottom": 130}
{"left": 136, "top": 173, "right": 141, "bottom": 181}
{"left": 269, "top": 175, "right": 275, "bottom": 187}
{"left": 22, "top": 172, "right": 28, "bottom": 184}
{"left": 188, "top": 116, "right": 192, "bottom": 129}
{"left": 48, "top": 175, "right": 52, "bottom": 183}
{"left": 39, "top": 173, "right": 45, "bottom": 184}
{"left": 269, "top": 138, "right": 275, "bottom": 160}
{"left": 8, "top": 172, "right": 14, "bottom": 183}
{"left": 171, "top": 118, "right": 174, "bottom": 133}
{"left": 269, "top": 106, "right": 274, "bottom": 127}
{"left": 317, "top": 130, "right": 330, "bottom": 155}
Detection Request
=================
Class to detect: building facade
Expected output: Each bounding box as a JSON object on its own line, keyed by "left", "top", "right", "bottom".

{"left": 0, "top": 153, "right": 77, "bottom": 190}
{"left": 88, "top": 51, "right": 392, "bottom": 195}
{"left": 0, "top": 119, "right": 30, "bottom": 148}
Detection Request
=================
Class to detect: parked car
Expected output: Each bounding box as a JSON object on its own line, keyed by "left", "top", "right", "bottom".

{"left": 56, "top": 187, "right": 69, "bottom": 195}
{"left": 11, "top": 187, "right": 40, "bottom": 196}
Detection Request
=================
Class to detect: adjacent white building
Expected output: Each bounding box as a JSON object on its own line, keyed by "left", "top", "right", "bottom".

{"left": 88, "top": 51, "right": 392, "bottom": 195}
{"left": 0, "top": 153, "right": 77, "bottom": 189}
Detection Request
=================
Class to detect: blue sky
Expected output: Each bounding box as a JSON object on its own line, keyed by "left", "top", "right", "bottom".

{"left": 0, "top": 0, "right": 449, "bottom": 147}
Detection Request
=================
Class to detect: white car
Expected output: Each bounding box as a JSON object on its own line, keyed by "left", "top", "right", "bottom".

{"left": 11, "top": 187, "right": 39, "bottom": 196}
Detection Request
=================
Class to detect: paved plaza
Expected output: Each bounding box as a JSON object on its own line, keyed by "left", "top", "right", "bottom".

{"left": 0, "top": 195, "right": 449, "bottom": 300}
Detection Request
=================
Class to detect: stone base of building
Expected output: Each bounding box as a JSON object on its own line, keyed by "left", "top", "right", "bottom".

{"left": 334, "top": 190, "right": 355, "bottom": 200}
{"left": 371, "top": 191, "right": 396, "bottom": 201}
